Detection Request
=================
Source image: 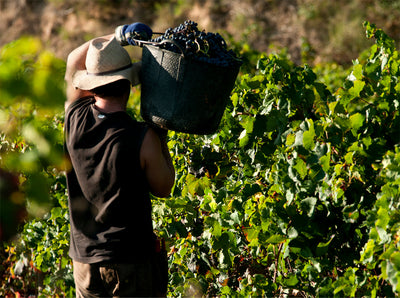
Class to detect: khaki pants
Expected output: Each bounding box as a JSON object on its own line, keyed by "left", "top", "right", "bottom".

{"left": 73, "top": 258, "right": 167, "bottom": 298}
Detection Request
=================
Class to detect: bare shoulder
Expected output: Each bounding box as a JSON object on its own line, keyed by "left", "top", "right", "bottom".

{"left": 140, "top": 127, "right": 161, "bottom": 162}
{"left": 140, "top": 126, "right": 175, "bottom": 197}
{"left": 142, "top": 127, "right": 161, "bottom": 147}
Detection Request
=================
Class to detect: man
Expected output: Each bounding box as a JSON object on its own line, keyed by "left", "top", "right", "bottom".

{"left": 64, "top": 23, "right": 175, "bottom": 297}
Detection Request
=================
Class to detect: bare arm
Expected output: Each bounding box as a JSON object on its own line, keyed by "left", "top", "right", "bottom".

{"left": 64, "top": 34, "right": 114, "bottom": 110}
{"left": 140, "top": 128, "right": 175, "bottom": 198}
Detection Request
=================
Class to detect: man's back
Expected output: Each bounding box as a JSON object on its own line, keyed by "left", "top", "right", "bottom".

{"left": 65, "top": 97, "right": 154, "bottom": 264}
{"left": 64, "top": 32, "right": 174, "bottom": 297}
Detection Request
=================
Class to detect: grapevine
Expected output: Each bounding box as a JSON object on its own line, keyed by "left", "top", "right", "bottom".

{"left": 1, "top": 22, "right": 400, "bottom": 297}
{"left": 150, "top": 20, "right": 242, "bottom": 67}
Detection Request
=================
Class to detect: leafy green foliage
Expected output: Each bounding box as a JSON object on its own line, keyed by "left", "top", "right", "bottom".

{"left": 1, "top": 22, "right": 400, "bottom": 297}
{"left": 152, "top": 21, "right": 400, "bottom": 296}
{"left": 0, "top": 37, "right": 66, "bottom": 220}
{"left": 0, "top": 38, "right": 72, "bottom": 296}
{"left": 1, "top": 176, "right": 73, "bottom": 297}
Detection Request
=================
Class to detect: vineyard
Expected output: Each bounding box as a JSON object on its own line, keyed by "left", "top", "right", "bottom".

{"left": 1, "top": 21, "right": 400, "bottom": 296}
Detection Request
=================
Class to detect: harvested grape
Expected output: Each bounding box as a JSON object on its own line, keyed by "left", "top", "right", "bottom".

{"left": 150, "top": 20, "right": 242, "bottom": 67}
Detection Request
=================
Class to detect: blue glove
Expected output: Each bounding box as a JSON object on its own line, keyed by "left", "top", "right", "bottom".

{"left": 115, "top": 22, "right": 153, "bottom": 46}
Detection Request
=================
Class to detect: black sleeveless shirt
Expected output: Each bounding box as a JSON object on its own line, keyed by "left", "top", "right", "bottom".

{"left": 64, "top": 97, "right": 154, "bottom": 264}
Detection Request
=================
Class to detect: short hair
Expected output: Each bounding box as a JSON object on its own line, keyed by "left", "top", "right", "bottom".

{"left": 91, "top": 79, "right": 131, "bottom": 98}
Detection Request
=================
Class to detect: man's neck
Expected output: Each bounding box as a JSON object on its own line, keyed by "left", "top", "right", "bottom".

{"left": 94, "top": 96, "right": 126, "bottom": 113}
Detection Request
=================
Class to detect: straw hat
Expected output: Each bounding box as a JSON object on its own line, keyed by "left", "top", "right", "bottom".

{"left": 72, "top": 37, "right": 136, "bottom": 90}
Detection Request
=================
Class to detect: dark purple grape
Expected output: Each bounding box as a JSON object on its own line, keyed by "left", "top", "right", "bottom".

{"left": 150, "top": 20, "right": 241, "bottom": 67}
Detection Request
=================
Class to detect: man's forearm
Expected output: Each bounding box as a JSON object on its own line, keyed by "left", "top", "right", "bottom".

{"left": 66, "top": 33, "right": 114, "bottom": 77}
{"left": 64, "top": 34, "right": 114, "bottom": 108}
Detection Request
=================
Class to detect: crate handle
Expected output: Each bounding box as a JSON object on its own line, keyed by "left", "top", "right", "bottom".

{"left": 131, "top": 39, "right": 186, "bottom": 57}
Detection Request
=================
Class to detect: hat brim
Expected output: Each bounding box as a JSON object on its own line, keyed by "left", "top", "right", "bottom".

{"left": 72, "top": 65, "right": 134, "bottom": 91}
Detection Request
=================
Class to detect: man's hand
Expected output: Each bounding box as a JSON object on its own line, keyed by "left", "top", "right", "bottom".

{"left": 115, "top": 22, "right": 153, "bottom": 46}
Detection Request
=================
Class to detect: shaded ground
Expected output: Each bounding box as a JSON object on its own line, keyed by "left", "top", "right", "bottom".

{"left": 1, "top": 0, "right": 400, "bottom": 65}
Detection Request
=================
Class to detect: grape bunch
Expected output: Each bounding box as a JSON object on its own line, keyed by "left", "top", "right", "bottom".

{"left": 150, "top": 20, "right": 241, "bottom": 67}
